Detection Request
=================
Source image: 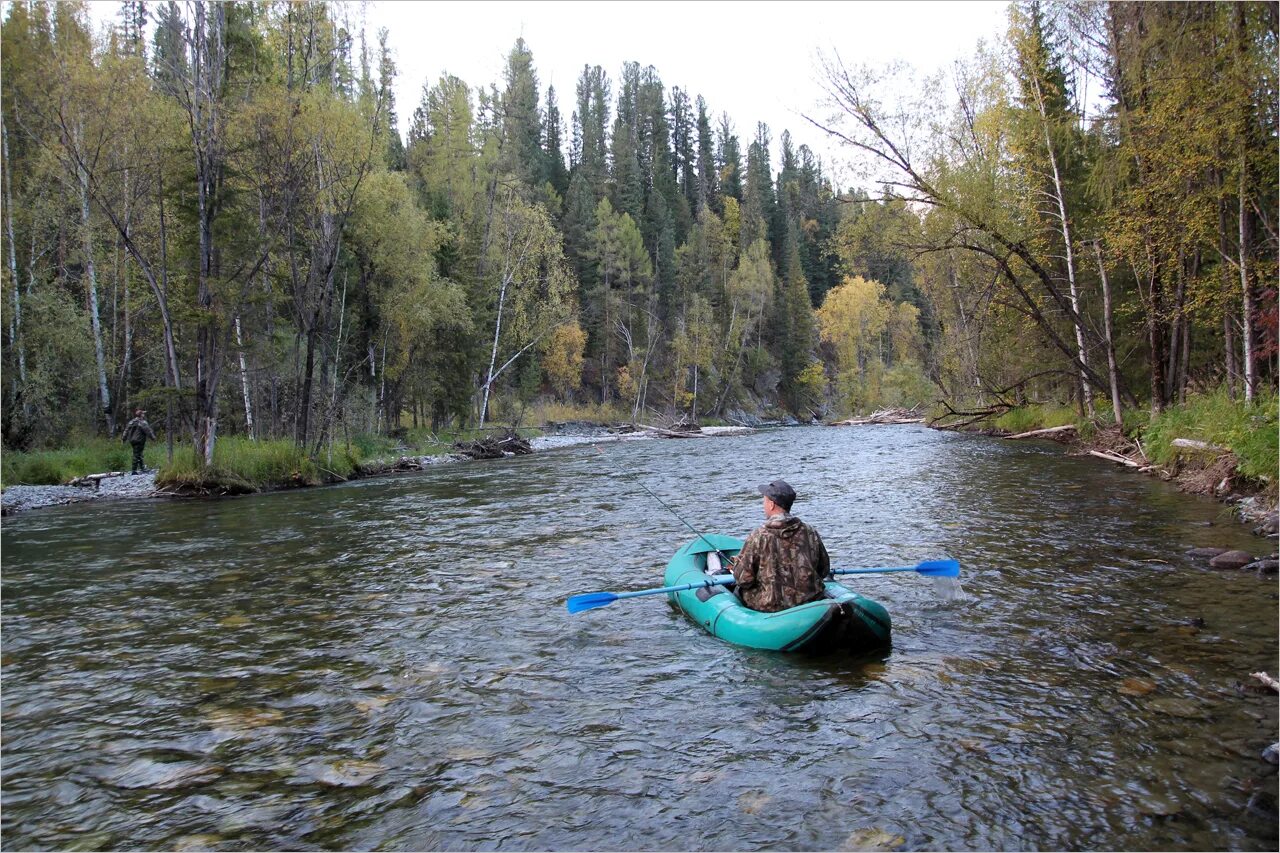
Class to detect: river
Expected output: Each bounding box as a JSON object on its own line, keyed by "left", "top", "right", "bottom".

{"left": 2, "top": 426, "right": 1276, "bottom": 851}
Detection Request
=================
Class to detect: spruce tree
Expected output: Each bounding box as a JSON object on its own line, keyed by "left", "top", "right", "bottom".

{"left": 669, "top": 86, "right": 697, "bottom": 214}
{"left": 717, "top": 113, "right": 742, "bottom": 202}
{"left": 695, "top": 96, "right": 717, "bottom": 214}
{"left": 377, "top": 29, "right": 407, "bottom": 171}
{"left": 500, "top": 38, "right": 547, "bottom": 192}
{"left": 544, "top": 84, "right": 570, "bottom": 198}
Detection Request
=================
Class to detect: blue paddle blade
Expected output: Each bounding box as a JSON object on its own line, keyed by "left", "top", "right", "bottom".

{"left": 566, "top": 592, "right": 619, "bottom": 614}
{"left": 916, "top": 559, "right": 960, "bottom": 577}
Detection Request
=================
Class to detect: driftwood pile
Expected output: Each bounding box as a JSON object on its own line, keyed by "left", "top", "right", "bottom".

{"left": 453, "top": 431, "right": 533, "bottom": 459}
{"left": 829, "top": 407, "right": 925, "bottom": 426}
{"left": 379, "top": 457, "right": 444, "bottom": 472}
{"left": 639, "top": 420, "right": 703, "bottom": 438}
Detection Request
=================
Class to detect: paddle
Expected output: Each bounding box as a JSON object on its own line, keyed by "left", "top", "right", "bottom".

{"left": 832, "top": 558, "right": 960, "bottom": 578}
{"left": 566, "top": 574, "right": 736, "bottom": 614}
{"left": 566, "top": 558, "right": 961, "bottom": 614}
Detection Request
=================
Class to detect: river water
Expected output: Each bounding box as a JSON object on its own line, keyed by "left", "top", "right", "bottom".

{"left": 2, "top": 426, "right": 1276, "bottom": 851}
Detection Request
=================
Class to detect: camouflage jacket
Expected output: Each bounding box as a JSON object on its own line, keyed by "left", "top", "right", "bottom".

{"left": 122, "top": 417, "right": 156, "bottom": 444}
{"left": 730, "top": 513, "right": 831, "bottom": 613}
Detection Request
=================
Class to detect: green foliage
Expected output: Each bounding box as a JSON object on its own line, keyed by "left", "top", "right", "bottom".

{"left": 156, "top": 438, "right": 324, "bottom": 491}
{"left": 4, "top": 2, "right": 1272, "bottom": 468}
{"left": 351, "top": 433, "right": 400, "bottom": 459}
{"left": 882, "top": 361, "right": 934, "bottom": 409}
{"left": 992, "top": 404, "right": 1079, "bottom": 435}
{"left": 1143, "top": 389, "right": 1278, "bottom": 484}
{"left": 1, "top": 438, "right": 139, "bottom": 486}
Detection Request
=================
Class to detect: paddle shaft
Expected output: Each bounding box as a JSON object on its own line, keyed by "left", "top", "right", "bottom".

{"left": 614, "top": 573, "right": 735, "bottom": 600}
{"left": 832, "top": 558, "right": 961, "bottom": 578}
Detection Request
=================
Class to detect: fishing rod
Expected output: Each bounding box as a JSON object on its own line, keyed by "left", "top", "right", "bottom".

{"left": 592, "top": 444, "right": 734, "bottom": 566}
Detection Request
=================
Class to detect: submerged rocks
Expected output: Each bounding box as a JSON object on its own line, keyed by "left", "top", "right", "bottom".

{"left": 1186, "top": 545, "right": 1278, "bottom": 576}
{"left": 1253, "top": 512, "right": 1280, "bottom": 538}
{"left": 1245, "top": 558, "right": 1279, "bottom": 575}
{"left": 1208, "top": 550, "right": 1258, "bottom": 570}
{"left": 91, "top": 758, "right": 224, "bottom": 790}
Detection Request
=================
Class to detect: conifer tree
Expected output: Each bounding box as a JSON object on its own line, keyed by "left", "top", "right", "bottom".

{"left": 500, "top": 38, "right": 547, "bottom": 192}
{"left": 544, "top": 84, "right": 569, "bottom": 198}
{"left": 695, "top": 96, "right": 717, "bottom": 214}
{"left": 377, "top": 29, "right": 406, "bottom": 171}
{"left": 716, "top": 113, "right": 743, "bottom": 203}
{"left": 669, "top": 86, "right": 697, "bottom": 214}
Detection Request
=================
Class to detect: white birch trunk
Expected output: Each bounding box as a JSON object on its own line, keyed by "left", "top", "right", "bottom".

{"left": 1032, "top": 74, "right": 1093, "bottom": 418}
{"left": 235, "top": 315, "right": 255, "bottom": 439}
{"left": 480, "top": 272, "right": 509, "bottom": 428}
{"left": 1238, "top": 172, "right": 1256, "bottom": 402}
{"left": 3, "top": 117, "right": 26, "bottom": 386}
{"left": 79, "top": 154, "right": 113, "bottom": 435}
{"left": 1091, "top": 241, "right": 1124, "bottom": 428}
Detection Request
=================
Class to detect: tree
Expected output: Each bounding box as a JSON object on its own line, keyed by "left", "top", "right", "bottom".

{"left": 544, "top": 84, "right": 569, "bottom": 198}
{"left": 1010, "top": 1, "right": 1093, "bottom": 417}
{"left": 584, "top": 196, "right": 651, "bottom": 406}
{"left": 499, "top": 38, "right": 547, "bottom": 193}
{"left": 818, "top": 276, "right": 891, "bottom": 414}
{"left": 478, "top": 190, "right": 577, "bottom": 425}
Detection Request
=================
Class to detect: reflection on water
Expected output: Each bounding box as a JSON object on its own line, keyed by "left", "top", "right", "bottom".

{"left": 2, "top": 426, "right": 1276, "bottom": 850}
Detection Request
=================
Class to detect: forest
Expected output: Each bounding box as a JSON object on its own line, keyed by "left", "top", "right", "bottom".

{"left": 0, "top": 1, "right": 1275, "bottom": 472}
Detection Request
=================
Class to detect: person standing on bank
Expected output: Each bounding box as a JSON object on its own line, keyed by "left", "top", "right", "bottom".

{"left": 729, "top": 479, "right": 832, "bottom": 612}
{"left": 122, "top": 408, "right": 156, "bottom": 475}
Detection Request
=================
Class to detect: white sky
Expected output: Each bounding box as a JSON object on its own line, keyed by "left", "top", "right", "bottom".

{"left": 81, "top": 0, "right": 1013, "bottom": 188}
{"left": 363, "top": 0, "right": 1011, "bottom": 185}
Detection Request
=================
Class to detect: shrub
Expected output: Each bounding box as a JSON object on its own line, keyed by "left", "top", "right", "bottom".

{"left": 1, "top": 438, "right": 150, "bottom": 487}
{"left": 992, "top": 403, "right": 1078, "bottom": 435}
{"left": 1144, "top": 389, "right": 1278, "bottom": 484}
{"left": 155, "top": 438, "right": 322, "bottom": 492}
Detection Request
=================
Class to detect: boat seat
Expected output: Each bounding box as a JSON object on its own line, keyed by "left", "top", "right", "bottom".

{"left": 699, "top": 550, "right": 736, "bottom": 601}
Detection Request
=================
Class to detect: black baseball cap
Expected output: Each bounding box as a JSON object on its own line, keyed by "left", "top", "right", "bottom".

{"left": 757, "top": 479, "right": 796, "bottom": 511}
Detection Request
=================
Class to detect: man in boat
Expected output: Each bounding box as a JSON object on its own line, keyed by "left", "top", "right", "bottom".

{"left": 727, "top": 479, "right": 831, "bottom": 612}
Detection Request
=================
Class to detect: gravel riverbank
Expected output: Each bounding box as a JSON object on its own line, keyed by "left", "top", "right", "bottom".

{"left": 1, "top": 425, "right": 757, "bottom": 516}
{"left": 1, "top": 471, "right": 161, "bottom": 515}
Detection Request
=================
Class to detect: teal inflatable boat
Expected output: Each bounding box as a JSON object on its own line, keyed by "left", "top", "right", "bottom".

{"left": 664, "top": 534, "right": 892, "bottom": 654}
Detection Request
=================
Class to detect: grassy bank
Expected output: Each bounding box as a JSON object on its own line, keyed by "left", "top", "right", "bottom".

{"left": 2, "top": 426, "right": 545, "bottom": 492}
{"left": 956, "top": 389, "right": 1277, "bottom": 493}
{"left": 1144, "top": 389, "right": 1278, "bottom": 484}
{"left": 1, "top": 438, "right": 164, "bottom": 488}
{"left": 157, "top": 428, "right": 545, "bottom": 493}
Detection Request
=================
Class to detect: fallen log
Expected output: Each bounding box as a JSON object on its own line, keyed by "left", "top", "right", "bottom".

{"left": 638, "top": 423, "right": 703, "bottom": 438}
{"left": 1088, "top": 450, "right": 1141, "bottom": 468}
{"left": 68, "top": 471, "right": 128, "bottom": 489}
{"left": 454, "top": 432, "right": 534, "bottom": 459}
{"left": 1005, "top": 424, "right": 1077, "bottom": 440}
{"left": 829, "top": 407, "right": 925, "bottom": 426}
{"left": 1251, "top": 671, "right": 1280, "bottom": 692}
{"left": 1171, "top": 438, "right": 1228, "bottom": 454}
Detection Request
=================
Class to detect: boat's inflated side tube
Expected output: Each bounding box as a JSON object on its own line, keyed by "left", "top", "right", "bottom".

{"left": 664, "top": 535, "right": 891, "bottom": 654}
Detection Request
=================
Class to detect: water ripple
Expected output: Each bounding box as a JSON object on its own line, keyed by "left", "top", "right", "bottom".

{"left": 2, "top": 426, "right": 1276, "bottom": 850}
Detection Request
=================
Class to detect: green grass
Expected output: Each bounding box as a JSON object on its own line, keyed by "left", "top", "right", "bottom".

{"left": 991, "top": 403, "right": 1080, "bottom": 435}
{"left": 1, "top": 426, "right": 556, "bottom": 492}
{"left": 1, "top": 439, "right": 164, "bottom": 487}
{"left": 156, "top": 438, "right": 341, "bottom": 492}
{"left": 1143, "top": 388, "right": 1278, "bottom": 484}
